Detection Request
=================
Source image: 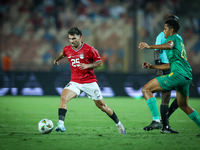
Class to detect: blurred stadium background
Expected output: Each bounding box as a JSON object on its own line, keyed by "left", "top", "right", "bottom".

{"left": 0, "top": 0, "right": 200, "bottom": 97}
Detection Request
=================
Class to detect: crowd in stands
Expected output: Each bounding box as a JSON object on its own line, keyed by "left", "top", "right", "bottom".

{"left": 0, "top": 0, "right": 200, "bottom": 73}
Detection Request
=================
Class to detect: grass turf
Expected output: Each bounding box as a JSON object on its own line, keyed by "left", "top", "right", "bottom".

{"left": 0, "top": 96, "right": 200, "bottom": 150}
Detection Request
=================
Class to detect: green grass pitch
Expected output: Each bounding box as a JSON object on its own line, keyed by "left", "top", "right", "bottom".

{"left": 0, "top": 96, "right": 200, "bottom": 150}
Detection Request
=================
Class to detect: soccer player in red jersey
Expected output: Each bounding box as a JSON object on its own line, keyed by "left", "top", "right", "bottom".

{"left": 53, "top": 27, "right": 126, "bottom": 134}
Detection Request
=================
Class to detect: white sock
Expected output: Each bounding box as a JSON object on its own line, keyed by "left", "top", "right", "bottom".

{"left": 116, "top": 121, "right": 121, "bottom": 126}
{"left": 154, "top": 119, "right": 160, "bottom": 123}
{"left": 59, "top": 120, "right": 64, "bottom": 125}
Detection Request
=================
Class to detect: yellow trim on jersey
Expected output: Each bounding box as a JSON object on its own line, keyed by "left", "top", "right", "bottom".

{"left": 168, "top": 72, "right": 173, "bottom": 77}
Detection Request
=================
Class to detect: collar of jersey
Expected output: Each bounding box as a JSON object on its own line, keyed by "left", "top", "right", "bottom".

{"left": 71, "top": 42, "right": 84, "bottom": 51}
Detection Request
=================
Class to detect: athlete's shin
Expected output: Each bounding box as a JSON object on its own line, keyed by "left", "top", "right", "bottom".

{"left": 58, "top": 108, "right": 67, "bottom": 121}
{"left": 161, "top": 91, "right": 171, "bottom": 105}
{"left": 160, "top": 105, "right": 169, "bottom": 127}
{"left": 102, "top": 105, "right": 113, "bottom": 116}
{"left": 188, "top": 110, "right": 200, "bottom": 128}
{"left": 179, "top": 104, "right": 194, "bottom": 115}
{"left": 146, "top": 97, "right": 160, "bottom": 120}
{"left": 109, "top": 111, "right": 119, "bottom": 124}
{"left": 168, "top": 98, "right": 179, "bottom": 117}
{"left": 60, "top": 94, "right": 68, "bottom": 109}
{"left": 95, "top": 99, "right": 113, "bottom": 116}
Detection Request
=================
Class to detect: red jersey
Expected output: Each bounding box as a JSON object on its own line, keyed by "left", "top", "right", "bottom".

{"left": 63, "top": 43, "right": 101, "bottom": 83}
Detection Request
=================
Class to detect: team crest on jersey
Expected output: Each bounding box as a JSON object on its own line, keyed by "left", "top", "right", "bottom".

{"left": 80, "top": 54, "right": 84, "bottom": 59}
{"left": 94, "top": 89, "right": 99, "bottom": 94}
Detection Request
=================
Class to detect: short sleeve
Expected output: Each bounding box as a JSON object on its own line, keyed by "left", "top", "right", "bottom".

{"left": 166, "top": 35, "right": 175, "bottom": 43}
{"left": 91, "top": 48, "right": 101, "bottom": 62}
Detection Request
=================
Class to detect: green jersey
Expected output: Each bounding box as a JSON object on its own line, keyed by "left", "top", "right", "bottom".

{"left": 166, "top": 34, "right": 192, "bottom": 79}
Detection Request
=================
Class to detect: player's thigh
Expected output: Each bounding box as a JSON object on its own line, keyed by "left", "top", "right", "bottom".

{"left": 176, "top": 91, "right": 189, "bottom": 107}
{"left": 82, "top": 82, "right": 103, "bottom": 100}
{"left": 64, "top": 82, "right": 81, "bottom": 95}
{"left": 156, "top": 72, "right": 178, "bottom": 91}
{"left": 175, "top": 78, "right": 191, "bottom": 96}
{"left": 143, "top": 78, "right": 163, "bottom": 93}
{"left": 61, "top": 89, "right": 77, "bottom": 102}
{"left": 62, "top": 82, "right": 80, "bottom": 101}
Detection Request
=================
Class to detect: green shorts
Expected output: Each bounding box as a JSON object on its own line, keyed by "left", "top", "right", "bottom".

{"left": 156, "top": 72, "right": 191, "bottom": 96}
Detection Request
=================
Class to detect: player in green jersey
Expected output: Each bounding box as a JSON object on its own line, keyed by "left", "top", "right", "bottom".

{"left": 138, "top": 19, "right": 200, "bottom": 135}
{"left": 145, "top": 15, "right": 181, "bottom": 133}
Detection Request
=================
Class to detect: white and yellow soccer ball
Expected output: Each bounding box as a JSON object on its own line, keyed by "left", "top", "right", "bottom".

{"left": 38, "top": 119, "right": 54, "bottom": 134}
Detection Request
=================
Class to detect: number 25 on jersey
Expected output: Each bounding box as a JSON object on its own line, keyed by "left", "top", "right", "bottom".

{"left": 71, "top": 58, "right": 80, "bottom": 67}
{"left": 181, "top": 43, "right": 187, "bottom": 60}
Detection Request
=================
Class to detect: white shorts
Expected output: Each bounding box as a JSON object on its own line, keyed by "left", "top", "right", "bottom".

{"left": 64, "top": 82, "right": 103, "bottom": 100}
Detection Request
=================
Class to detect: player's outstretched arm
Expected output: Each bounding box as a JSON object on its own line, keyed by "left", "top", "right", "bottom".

{"left": 142, "top": 62, "right": 170, "bottom": 70}
{"left": 139, "top": 41, "right": 174, "bottom": 50}
{"left": 53, "top": 52, "right": 65, "bottom": 65}
{"left": 79, "top": 61, "right": 103, "bottom": 70}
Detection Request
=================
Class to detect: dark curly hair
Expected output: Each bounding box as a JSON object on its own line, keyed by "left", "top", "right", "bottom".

{"left": 165, "top": 20, "right": 180, "bottom": 33}
{"left": 68, "top": 27, "right": 82, "bottom": 36}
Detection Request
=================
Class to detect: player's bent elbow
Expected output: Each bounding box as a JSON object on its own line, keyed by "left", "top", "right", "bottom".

{"left": 169, "top": 47, "right": 173, "bottom": 50}
{"left": 167, "top": 44, "right": 173, "bottom": 49}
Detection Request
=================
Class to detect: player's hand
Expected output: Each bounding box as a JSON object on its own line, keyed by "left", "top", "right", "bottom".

{"left": 53, "top": 60, "right": 60, "bottom": 65}
{"left": 138, "top": 42, "right": 150, "bottom": 49}
{"left": 142, "top": 62, "right": 152, "bottom": 69}
{"left": 78, "top": 63, "right": 90, "bottom": 70}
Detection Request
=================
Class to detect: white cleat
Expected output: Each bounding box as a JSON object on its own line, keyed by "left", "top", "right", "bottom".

{"left": 116, "top": 122, "right": 126, "bottom": 134}
{"left": 55, "top": 123, "right": 66, "bottom": 132}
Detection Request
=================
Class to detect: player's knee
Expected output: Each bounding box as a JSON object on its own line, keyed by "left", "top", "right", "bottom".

{"left": 142, "top": 87, "right": 148, "bottom": 94}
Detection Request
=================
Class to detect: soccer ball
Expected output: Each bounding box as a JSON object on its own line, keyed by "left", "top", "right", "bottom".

{"left": 38, "top": 119, "right": 54, "bottom": 134}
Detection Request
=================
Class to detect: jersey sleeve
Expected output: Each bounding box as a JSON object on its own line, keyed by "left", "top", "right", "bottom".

{"left": 177, "top": 34, "right": 183, "bottom": 41}
{"left": 91, "top": 48, "right": 102, "bottom": 62}
{"left": 166, "top": 35, "right": 177, "bottom": 50}
{"left": 155, "top": 32, "right": 166, "bottom": 50}
{"left": 166, "top": 35, "right": 176, "bottom": 43}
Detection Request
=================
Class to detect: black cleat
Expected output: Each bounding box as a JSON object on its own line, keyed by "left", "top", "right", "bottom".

{"left": 197, "top": 134, "right": 200, "bottom": 137}
{"left": 143, "top": 121, "right": 163, "bottom": 131}
{"left": 160, "top": 126, "right": 178, "bottom": 134}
